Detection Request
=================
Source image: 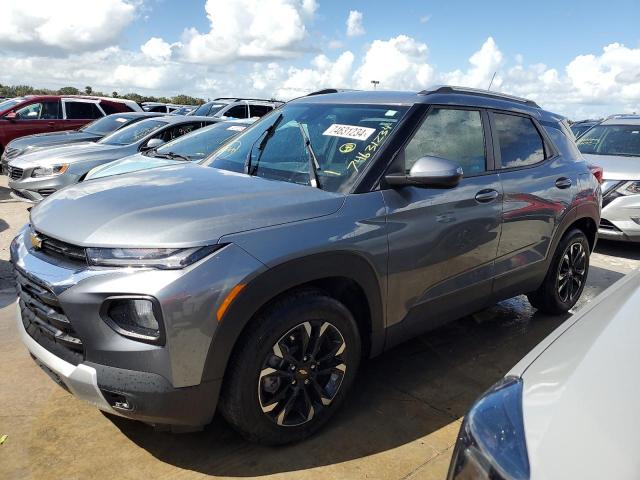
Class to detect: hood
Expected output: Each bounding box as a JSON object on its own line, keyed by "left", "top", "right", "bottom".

{"left": 512, "top": 271, "right": 640, "bottom": 479}
{"left": 583, "top": 153, "right": 640, "bottom": 181}
{"left": 9, "top": 142, "right": 126, "bottom": 168}
{"left": 84, "top": 153, "right": 182, "bottom": 180}
{"left": 31, "top": 163, "right": 345, "bottom": 247}
{"left": 8, "top": 131, "right": 101, "bottom": 155}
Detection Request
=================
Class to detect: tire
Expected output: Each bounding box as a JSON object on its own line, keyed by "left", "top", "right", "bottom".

{"left": 527, "top": 228, "right": 590, "bottom": 315}
{"left": 219, "top": 289, "right": 361, "bottom": 445}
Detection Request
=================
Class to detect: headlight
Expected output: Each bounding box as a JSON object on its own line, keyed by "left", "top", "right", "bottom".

{"left": 616, "top": 181, "right": 640, "bottom": 195}
{"left": 448, "top": 377, "right": 529, "bottom": 480}
{"left": 31, "top": 164, "right": 69, "bottom": 177}
{"left": 86, "top": 244, "right": 225, "bottom": 269}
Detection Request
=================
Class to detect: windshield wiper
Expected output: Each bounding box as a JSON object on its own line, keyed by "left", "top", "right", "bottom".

{"left": 245, "top": 113, "right": 283, "bottom": 175}
{"left": 297, "top": 122, "right": 321, "bottom": 188}
{"left": 154, "top": 151, "right": 191, "bottom": 162}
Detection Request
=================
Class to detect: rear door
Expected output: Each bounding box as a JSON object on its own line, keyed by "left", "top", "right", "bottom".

{"left": 4, "top": 99, "right": 63, "bottom": 141}
{"left": 62, "top": 99, "right": 105, "bottom": 130}
{"left": 490, "top": 111, "right": 575, "bottom": 296}
{"left": 383, "top": 106, "right": 503, "bottom": 336}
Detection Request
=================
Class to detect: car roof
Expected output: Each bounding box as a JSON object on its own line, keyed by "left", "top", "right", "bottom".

{"left": 291, "top": 86, "right": 563, "bottom": 123}
{"left": 600, "top": 115, "right": 640, "bottom": 126}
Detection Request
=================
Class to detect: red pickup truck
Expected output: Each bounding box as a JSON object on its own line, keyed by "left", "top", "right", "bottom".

{"left": 0, "top": 95, "right": 141, "bottom": 155}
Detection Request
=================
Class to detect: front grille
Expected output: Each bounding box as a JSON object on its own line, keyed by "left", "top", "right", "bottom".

{"left": 7, "top": 166, "right": 23, "bottom": 180}
{"left": 36, "top": 232, "right": 87, "bottom": 264}
{"left": 14, "top": 266, "right": 84, "bottom": 365}
{"left": 599, "top": 219, "right": 621, "bottom": 232}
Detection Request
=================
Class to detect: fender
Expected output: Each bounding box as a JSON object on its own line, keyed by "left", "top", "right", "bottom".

{"left": 200, "top": 250, "right": 386, "bottom": 383}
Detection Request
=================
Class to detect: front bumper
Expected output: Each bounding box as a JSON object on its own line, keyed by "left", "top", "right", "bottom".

{"left": 599, "top": 193, "right": 640, "bottom": 242}
{"left": 8, "top": 171, "right": 80, "bottom": 203}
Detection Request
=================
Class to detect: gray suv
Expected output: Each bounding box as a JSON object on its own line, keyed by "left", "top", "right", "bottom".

{"left": 11, "top": 87, "right": 600, "bottom": 444}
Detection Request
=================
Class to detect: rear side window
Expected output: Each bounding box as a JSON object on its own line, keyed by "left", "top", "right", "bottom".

{"left": 249, "top": 105, "right": 273, "bottom": 118}
{"left": 403, "top": 108, "right": 486, "bottom": 175}
{"left": 224, "top": 104, "right": 249, "bottom": 119}
{"left": 65, "top": 102, "right": 103, "bottom": 119}
{"left": 494, "top": 113, "right": 545, "bottom": 168}
{"left": 101, "top": 101, "right": 129, "bottom": 115}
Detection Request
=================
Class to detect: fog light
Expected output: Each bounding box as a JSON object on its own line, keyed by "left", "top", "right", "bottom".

{"left": 103, "top": 298, "right": 163, "bottom": 344}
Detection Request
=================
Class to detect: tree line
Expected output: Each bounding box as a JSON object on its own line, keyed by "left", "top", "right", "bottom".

{"left": 0, "top": 84, "right": 206, "bottom": 106}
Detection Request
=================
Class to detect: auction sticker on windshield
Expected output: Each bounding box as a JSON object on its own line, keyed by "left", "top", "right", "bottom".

{"left": 323, "top": 124, "right": 375, "bottom": 141}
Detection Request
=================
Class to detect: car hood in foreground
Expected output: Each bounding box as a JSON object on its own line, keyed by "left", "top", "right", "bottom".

{"left": 31, "top": 164, "right": 345, "bottom": 247}
{"left": 509, "top": 270, "right": 640, "bottom": 479}
{"left": 9, "top": 142, "right": 125, "bottom": 168}
{"left": 8, "top": 130, "right": 101, "bottom": 153}
{"left": 84, "top": 153, "right": 183, "bottom": 180}
{"left": 583, "top": 153, "right": 640, "bottom": 181}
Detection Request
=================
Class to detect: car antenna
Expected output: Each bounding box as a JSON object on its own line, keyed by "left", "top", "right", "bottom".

{"left": 487, "top": 72, "right": 497, "bottom": 91}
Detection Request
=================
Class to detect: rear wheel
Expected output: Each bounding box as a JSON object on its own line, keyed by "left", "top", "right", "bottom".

{"left": 219, "top": 289, "right": 361, "bottom": 445}
{"left": 527, "top": 228, "right": 590, "bottom": 314}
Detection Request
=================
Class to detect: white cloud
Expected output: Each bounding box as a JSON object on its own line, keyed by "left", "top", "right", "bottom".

{"left": 442, "top": 37, "right": 503, "bottom": 89}
{"left": 353, "top": 35, "right": 434, "bottom": 90}
{"left": 141, "top": 37, "right": 174, "bottom": 62}
{"left": 346, "top": 10, "right": 365, "bottom": 37}
{"left": 0, "top": 0, "right": 137, "bottom": 54}
{"left": 178, "top": 0, "right": 317, "bottom": 65}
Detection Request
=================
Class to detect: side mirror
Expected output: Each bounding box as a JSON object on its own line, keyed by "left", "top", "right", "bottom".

{"left": 5, "top": 111, "right": 17, "bottom": 120}
{"left": 385, "top": 156, "right": 463, "bottom": 188}
{"left": 141, "top": 138, "right": 165, "bottom": 151}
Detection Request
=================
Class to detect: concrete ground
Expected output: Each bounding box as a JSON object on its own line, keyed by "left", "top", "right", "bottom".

{"left": 1, "top": 174, "right": 638, "bottom": 480}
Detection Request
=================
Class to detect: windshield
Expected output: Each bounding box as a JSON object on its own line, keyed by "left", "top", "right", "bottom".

{"left": 80, "top": 115, "right": 136, "bottom": 136}
{"left": 153, "top": 122, "right": 246, "bottom": 161}
{"left": 577, "top": 124, "right": 640, "bottom": 157}
{"left": 0, "top": 97, "right": 23, "bottom": 113}
{"left": 192, "top": 102, "right": 226, "bottom": 116}
{"left": 203, "top": 102, "right": 409, "bottom": 193}
{"left": 99, "top": 119, "right": 167, "bottom": 146}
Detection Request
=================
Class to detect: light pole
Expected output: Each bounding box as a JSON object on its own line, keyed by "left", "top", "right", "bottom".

{"left": 371, "top": 80, "right": 380, "bottom": 90}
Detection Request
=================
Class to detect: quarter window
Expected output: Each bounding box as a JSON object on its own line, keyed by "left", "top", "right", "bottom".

{"left": 65, "top": 102, "right": 103, "bottom": 119}
{"left": 403, "top": 108, "right": 486, "bottom": 175}
{"left": 494, "top": 113, "right": 545, "bottom": 168}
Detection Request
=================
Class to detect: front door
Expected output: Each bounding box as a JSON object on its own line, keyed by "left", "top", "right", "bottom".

{"left": 382, "top": 106, "right": 503, "bottom": 338}
{"left": 7, "top": 100, "right": 63, "bottom": 141}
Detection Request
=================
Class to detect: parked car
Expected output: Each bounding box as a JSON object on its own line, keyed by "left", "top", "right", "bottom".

{"left": 142, "top": 102, "right": 185, "bottom": 114}
{"left": 84, "top": 119, "right": 253, "bottom": 181}
{"left": 6, "top": 115, "right": 216, "bottom": 202}
{"left": 576, "top": 114, "right": 640, "bottom": 242}
{"left": 1, "top": 112, "right": 163, "bottom": 172}
{"left": 0, "top": 95, "right": 141, "bottom": 156}
{"left": 189, "top": 97, "right": 283, "bottom": 119}
{"left": 170, "top": 105, "right": 197, "bottom": 116}
{"left": 570, "top": 119, "right": 601, "bottom": 138}
{"left": 10, "top": 87, "right": 599, "bottom": 444}
{"left": 448, "top": 269, "right": 640, "bottom": 480}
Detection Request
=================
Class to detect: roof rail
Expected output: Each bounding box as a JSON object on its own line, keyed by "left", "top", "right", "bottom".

{"left": 213, "top": 97, "right": 284, "bottom": 103}
{"left": 605, "top": 113, "right": 640, "bottom": 120}
{"left": 419, "top": 85, "right": 540, "bottom": 108}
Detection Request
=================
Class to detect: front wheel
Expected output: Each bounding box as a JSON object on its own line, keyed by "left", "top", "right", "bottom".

{"left": 527, "top": 228, "right": 590, "bottom": 314}
{"left": 219, "top": 289, "right": 361, "bottom": 445}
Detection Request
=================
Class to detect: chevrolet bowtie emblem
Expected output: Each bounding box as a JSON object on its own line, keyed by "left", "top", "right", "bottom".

{"left": 30, "top": 232, "right": 43, "bottom": 250}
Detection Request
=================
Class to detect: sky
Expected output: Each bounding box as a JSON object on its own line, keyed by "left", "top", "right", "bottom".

{"left": 1, "top": 0, "right": 639, "bottom": 119}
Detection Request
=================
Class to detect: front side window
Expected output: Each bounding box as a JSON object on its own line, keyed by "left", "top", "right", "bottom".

{"left": 204, "top": 102, "right": 409, "bottom": 193}
{"left": 494, "top": 113, "right": 545, "bottom": 168}
{"left": 99, "top": 119, "right": 167, "bottom": 145}
{"left": 403, "top": 108, "right": 486, "bottom": 175}
{"left": 576, "top": 124, "right": 640, "bottom": 157}
{"left": 14, "top": 101, "right": 61, "bottom": 120}
{"left": 65, "top": 101, "right": 103, "bottom": 119}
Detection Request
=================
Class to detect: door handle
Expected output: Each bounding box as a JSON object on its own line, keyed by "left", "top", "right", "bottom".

{"left": 475, "top": 189, "right": 499, "bottom": 203}
{"left": 555, "top": 177, "right": 572, "bottom": 189}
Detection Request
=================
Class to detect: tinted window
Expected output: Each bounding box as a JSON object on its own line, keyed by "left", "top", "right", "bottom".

{"left": 100, "top": 119, "right": 167, "bottom": 145}
{"left": 66, "top": 102, "right": 103, "bottom": 119}
{"left": 155, "top": 123, "right": 244, "bottom": 161}
{"left": 404, "top": 108, "right": 486, "bottom": 175}
{"left": 249, "top": 105, "right": 273, "bottom": 118}
{"left": 205, "top": 103, "right": 408, "bottom": 193}
{"left": 224, "top": 105, "right": 248, "bottom": 119}
{"left": 14, "top": 101, "right": 61, "bottom": 120}
{"left": 81, "top": 115, "right": 136, "bottom": 136}
{"left": 576, "top": 124, "right": 640, "bottom": 157}
{"left": 494, "top": 113, "right": 545, "bottom": 168}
